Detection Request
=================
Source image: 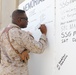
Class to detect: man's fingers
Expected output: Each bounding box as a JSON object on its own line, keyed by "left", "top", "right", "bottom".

{"left": 26, "top": 54, "right": 29, "bottom": 60}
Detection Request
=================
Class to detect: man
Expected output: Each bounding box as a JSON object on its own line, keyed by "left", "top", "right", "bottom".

{"left": 0, "top": 9, "right": 47, "bottom": 75}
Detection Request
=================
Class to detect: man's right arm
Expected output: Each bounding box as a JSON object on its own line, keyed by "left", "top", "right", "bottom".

{"left": 22, "top": 24, "right": 47, "bottom": 54}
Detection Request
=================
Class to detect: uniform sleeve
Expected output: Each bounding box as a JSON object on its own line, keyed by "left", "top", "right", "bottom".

{"left": 22, "top": 32, "right": 47, "bottom": 54}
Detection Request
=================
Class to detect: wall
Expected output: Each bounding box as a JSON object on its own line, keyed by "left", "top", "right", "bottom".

{"left": 0, "top": 0, "right": 2, "bottom": 27}
{"left": 1, "top": 0, "right": 17, "bottom": 28}
{"left": 0, "top": 0, "right": 25, "bottom": 28}
{"left": 19, "top": 0, "right": 76, "bottom": 75}
{"left": 19, "top": 0, "right": 25, "bottom": 4}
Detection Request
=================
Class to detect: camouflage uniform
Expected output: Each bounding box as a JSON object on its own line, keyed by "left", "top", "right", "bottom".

{"left": 0, "top": 23, "right": 47, "bottom": 75}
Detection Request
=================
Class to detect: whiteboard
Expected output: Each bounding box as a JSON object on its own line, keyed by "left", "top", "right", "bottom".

{"left": 19, "top": 0, "right": 55, "bottom": 75}
{"left": 55, "top": 0, "right": 76, "bottom": 75}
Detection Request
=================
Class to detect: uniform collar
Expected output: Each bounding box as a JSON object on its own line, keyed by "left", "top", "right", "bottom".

{"left": 8, "top": 23, "right": 21, "bottom": 29}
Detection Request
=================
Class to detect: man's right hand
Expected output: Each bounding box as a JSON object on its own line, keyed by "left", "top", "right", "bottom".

{"left": 39, "top": 24, "right": 47, "bottom": 35}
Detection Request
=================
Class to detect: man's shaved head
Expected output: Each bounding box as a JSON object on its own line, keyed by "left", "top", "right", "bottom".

{"left": 12, "top": 9, "right": 25, "bottom": 19}
{"left": 11, "top": 9, "right": 28, "bottom": 28}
